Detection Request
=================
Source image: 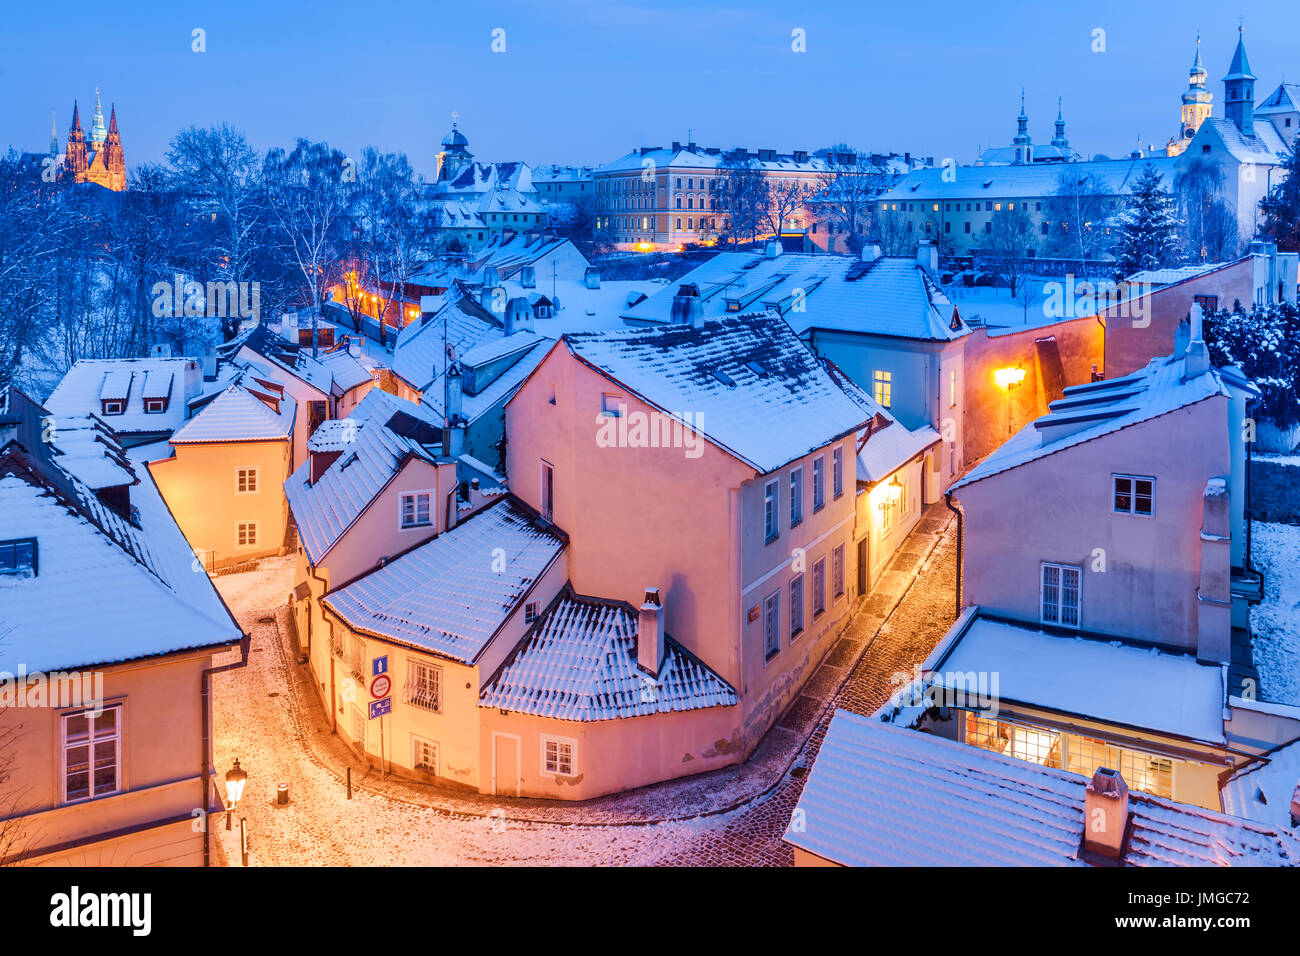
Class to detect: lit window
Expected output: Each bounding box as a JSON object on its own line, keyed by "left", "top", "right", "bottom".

{"left": 543, "top": 736, "right": 576, "bottom": 776}
{"left": 873, "top": 370, "right": 892, "bottom": 407}
{"left": 236, "top": 521, "right": 258, "bottom": 547}
{"left": 1113, "top": 475, "right": 1154, "bottom": 516}
{"left": 1041, "top": 562, "right": 1081, "bottom": 628}
{"left": 764, "top": 479, "right": 779, "bottom": 542}
{"left": 236, "top": 467, "right": 258, "bottom": 494}
{"left": 763, "top": 590, "right": 781, "bottom": 659}
{"left": 62, "top": 704, "right": 121, "bottom": 803}
{"left": 406, "top": 659, "right": 442, "bottom": 712}
{"left": 400, "top": 491, "right": 432, "bottom": 529}
{"left": 0, "top": 538, "right": 37, "bottom": 577}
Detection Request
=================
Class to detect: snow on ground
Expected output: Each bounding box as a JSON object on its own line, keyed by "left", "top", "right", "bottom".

{"left": 1250, "top": 521, "right": 1300, "bottom": 706}
{"left": 208, "top": 556, "right": 733, "bottom": 865}
{"left": 944, "top": 275, "right": 1113, "bottom": 330}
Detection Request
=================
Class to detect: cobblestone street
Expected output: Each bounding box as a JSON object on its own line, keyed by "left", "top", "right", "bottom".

{"left": 210, "top": 506, "right": 958, "bottom": 866}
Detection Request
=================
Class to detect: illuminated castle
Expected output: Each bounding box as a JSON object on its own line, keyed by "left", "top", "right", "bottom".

{"left": 64, "top": 89, "right": 126, "bottom": 191}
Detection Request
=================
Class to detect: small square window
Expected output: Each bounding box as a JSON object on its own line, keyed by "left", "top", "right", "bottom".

{"left": 524, "top": 601, "right": 540, "bottom": 624}
{"left": 1113, "top": 475, "right": 1154, "bottom": 516}
{"left": 401, "top": 491, "right": 432, "bottom": 529}
{"left": 236, "top": 522, "right": 258, "bottom": 547}
{"left": 543, "top": 736, "right": 576, "bottom": 776}
{"left": 236, "top": 468, "right": 258, "bottom": 494}
{"left": 600, "top": 393, "right": 623, "bottom": 417}
{"left": 0, "top": 538, "right": 37, "bottom": 577}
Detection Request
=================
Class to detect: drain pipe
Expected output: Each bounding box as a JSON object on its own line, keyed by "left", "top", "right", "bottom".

{"left": 944, "top": 490, "right": 963, "bottom": 619}
{"left": 201, "top": 633, "right": 251, "bottom": 868}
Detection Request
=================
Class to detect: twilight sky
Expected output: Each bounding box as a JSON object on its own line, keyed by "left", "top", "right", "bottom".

{"left": 2, "top": 0, "right": 1296, "bottom": 179}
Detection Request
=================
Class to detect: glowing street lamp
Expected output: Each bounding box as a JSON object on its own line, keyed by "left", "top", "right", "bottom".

{"left": 224, "top": 758, "right": 248, "bottom": 831}
{"left": 994, "top": 366, "right": 1027, "bottom": 436}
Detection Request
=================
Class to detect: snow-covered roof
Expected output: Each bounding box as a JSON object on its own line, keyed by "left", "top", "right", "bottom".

{"left": 224, "top": 324, "right": 370, "bottom": 398}
{"left": 822, "top": 359, "right": 942, "bottom": 481}
{"left": 322, "top": 497, "right": 564, "bottom": 664}
{"left": 1126, "top": 261, "right": 1230, "bottom": 287}
{"left": 169, "top": 385, "right": 293, "bottom": 444}
{"left": 421, "top": 339, "right": 551, "bottom": 427}
{"left": 597, "top": 145, "right": 829, "bottom": 175}
{"left": 1197, "top": 117, "right": 1290, "bottom": 165}
{"left": 621, "top": 252, "right": 967, "bottom": 342}
{"left": 47, "top": 415, "right": 137, "bottom": 490}
{"left": 1257, "top": 83, "right": 1300, "bottom": 116}
{"left": 284, "top": 389, "right": 443, "bottom": 565}
{"left": 0, "top": 389, "right": 241, "bottom": 674}
{"left": 954, "top": 351, "right": 1256, "bottom": 490}
{"left": 783, "top": 711, "right": 1300, "bottom": 866}
{"left": 460, "top": 330, "right": 545, "bottom": 369}
{"left": 391, "top": 293, "right": 499, "bottom": 393}
{"left": 480, "top": 591, "right": 736, "bottom": 720}
{"left": 880, "top": 155, "right": 1178, "bottom": 202}
{"left": 45, "top": 357, "right": 201, "bottom": 436}
{"left": 930, "top": 614, "right": 1226, "bottom": 743}
{"left": 555, "top": 312, "right": 872, "bottom": 474}
{"left": 1222, "top": 738, "right": 1300, "bottom": 830}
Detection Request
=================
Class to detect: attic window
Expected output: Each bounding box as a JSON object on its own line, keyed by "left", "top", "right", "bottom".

{"left": 101, "top": 400, "right": 124, "bottom": 416}
{"left": 600, "top": 393, "right": 624, "bottom": 417}
{"left": 144, "top": 397, "right": 168, "bottom": 414}
{"left": 712, "top": 369, "right": 736, "bottom": 387}
{"left": 0, "top": 538, "right": 37, "bottom": 577}
{"left": 745, "top": 360, "right": 769, "bottom": 377}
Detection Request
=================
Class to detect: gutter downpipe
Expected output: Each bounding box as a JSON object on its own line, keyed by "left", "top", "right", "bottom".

{"left": 944, "top": 490, "right": 963, "bottom": 619}
{"left": 202, "top": 633, "right": 251, "bottom": 868}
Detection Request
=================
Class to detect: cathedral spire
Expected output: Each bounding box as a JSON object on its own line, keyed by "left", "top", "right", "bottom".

{"left": 1223, "top": 24, "right": 1257, "bottom": 136}
{"left": 50, "top": 110, "right": 58, "bottom": 156}
{"left": 1052, "top": 97, "right": 1069, "bottom": 149}
{"left": 108, "top": 105, "right": 119, "bottom": 136}
{"left": 90, "top": 87, "right": 107, "bottom": 144}
{"left": 1012, "top": 88, "right": 1032, "bottom": 163}
{"left": 70, "top": 100, "right": 82, "bottom": 134}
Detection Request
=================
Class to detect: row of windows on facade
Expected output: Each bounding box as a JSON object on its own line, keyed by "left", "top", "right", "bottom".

{"left": 100, "top": 397, "right": 168, "bottom": 416}
{"left": 762, "top": 447, "right": 846, "bottom": 541}
{"left": 596, "top": 216, "right": 719, "bottom": 233}
{"left": 763, "top": 544, "right": 847, "bottom": 660}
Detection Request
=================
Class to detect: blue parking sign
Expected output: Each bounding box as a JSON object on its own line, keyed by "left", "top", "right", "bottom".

{"left": 369, "top": 697, "right": 392, "bottom": 719}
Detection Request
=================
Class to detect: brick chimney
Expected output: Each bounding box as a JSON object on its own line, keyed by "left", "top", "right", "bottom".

{"left": 637, "top": 587, "right": 664, "bottom": 677}
{"left": 1083, "top": 768, "right": 1130, "bottom": 861}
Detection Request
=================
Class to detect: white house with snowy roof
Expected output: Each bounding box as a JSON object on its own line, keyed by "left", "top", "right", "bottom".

{"left": 0, "top": 387, "right": 244, "bottom": 866}
{"left": 913, "top": 318, "right": 1277, "bottom": 809}
{"left": 45, "top": 356, "right": 205, "bottom": 447}
{"left": 784, "top": 711, "right": 1300, "bottom": 867}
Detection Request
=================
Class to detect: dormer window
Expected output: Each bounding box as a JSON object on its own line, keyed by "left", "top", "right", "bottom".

{"left": 144, "top": 397, "right": 168, "bottom": 414}
{"left": 0, "top": 538, "right": 38, "bottom": 577}
{"left": 101, "top": 400, "right": 124, "bottom": 416}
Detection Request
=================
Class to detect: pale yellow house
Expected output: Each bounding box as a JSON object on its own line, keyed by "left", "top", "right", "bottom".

{"left": 149, "top": 385, "right": 294, "bottom": 571}
{"left": 0, "top": 388, "right": 244, "bottom": 867}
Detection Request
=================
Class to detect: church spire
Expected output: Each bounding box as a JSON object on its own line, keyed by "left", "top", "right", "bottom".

{"left": 1223, "top": 24, "right": 1257, "bottom": 136}
{"left": 1012, "top": 88, "right": 1032, "bottom": 163}
{"left": 108, "top": 105, "right": 119, "bottom": 137}
{"left": 90, "top": 87, "right": 107, "bottom": 144}
{"left": 70, "top": 100, "right": 82, "bottom": 134}
{"left": 1052, "top": 97, "right": 1069, "bottom": 149}
{"left": 50, "top": 110, "right": 58, "bottom": 156}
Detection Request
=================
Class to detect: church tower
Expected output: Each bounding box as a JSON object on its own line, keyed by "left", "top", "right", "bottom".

{"left": 1051, "top": 98, "right": 1070, "bottom": 149}
{"left": 436, "top": 114, "right": 474, "bottom": 183}
{"left": 1167, "top": 35, "right": 1215, "bottom": 156}
{"left": 1223, "top": 25, "right": 1256, "bottom": 137}
{"left": 102, "top": 105, "right": 126, "bottom": 191}
{"left": 65, "top": 100, "right": 88, "bottom": 179}
{"left": 1012, "top": 90, "right": 1032, "bottom": 164}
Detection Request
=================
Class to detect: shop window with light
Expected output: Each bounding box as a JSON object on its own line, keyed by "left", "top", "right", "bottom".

{"left": 1041, "top": 562, "right": 1081, "bottom": 628}
{"left": 1113, "top": 474, "right": 1154, "bottom": 516}
{"left": 873, "top": 370, "right": 892, "bottom": 407}
{"left": 62, "top": 704, "right": 121, "bottom": 803}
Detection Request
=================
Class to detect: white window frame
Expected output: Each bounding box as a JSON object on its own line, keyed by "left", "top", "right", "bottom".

{"left": 1041, "top": 562, "right": 1082, "bottom": 629}
{"left": 789, "top": 573, "right": 804, "bottom": 639}
{"left": 235, "top": 466, "right": 259, "bottom": 495}
{"left": 101, "top": 400, "right": 124, "bottom": 416}
{"left": 1112, "top": 474, "right": 1155, "bottom": 517}
{"left": 405, "top": 658, "right": 442, "bottom": 713}
{"left": 62, "top": 703, "right": 122, "bottom": 804}
{"left": 763, "top": 589, "right": 781, "bottom": 660}
{"left": 832, "top": 447, "right": 844, "bottom": 500}
{"left": 143, "top": 397, "right": 167, "bottom": 414}
{"left": 789, "top": 467, "right": 803, "bottom": 527}
{"left": 541, "top": 734, "right": 577, "bottom": 777}
{"left": 524, "top": 600, "right": 540, "bottom": 624}
{"left": 764, "top": 479, "right": 780, "bottom": 543}
{"left": 873, "top": 370, "right": 892, "bottom": 408}
{"left": 236, "top": 520, "right": 258, "bottom": 547}
{"left": 812, "top": 455, "right": 826, "bottom": 512}
{"left": 399, "top": 490, "right": 433, "bottom": 530}
{"left": 832, "top": 544, "right": 846, "bottom": 599}
{"left": 411, "top": 735, "right": 439, "bottom": 774}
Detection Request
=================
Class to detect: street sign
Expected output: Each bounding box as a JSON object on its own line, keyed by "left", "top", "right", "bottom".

{"left": 369, "top": 697, "right": 392, "bottom": 719}
{"left": 372, "top": 656, "right": 388, "bottom": 677}
{"left": 370, "top": 673, "right": 392, "bottom": 699}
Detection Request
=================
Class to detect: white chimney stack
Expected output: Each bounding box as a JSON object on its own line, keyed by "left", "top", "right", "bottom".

{"left": 637, "top": 587, "right": 665, "bottom": 678}
{"left": 916, "top": 239, "right": 938, "bottom": 274}
{"left": 861, "top": 243, "right": 882, "bottom": 263}
{"left": 1083, "top": 768, "right": 1130, "bottom": 861}
{"left": 1183, "top": 303, "right": 1210, "bottom": 379}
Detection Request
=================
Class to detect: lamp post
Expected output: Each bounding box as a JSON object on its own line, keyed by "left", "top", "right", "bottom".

{"left": 224, "top": 758, "right": 248, "bottom": 831}
{"left": 994, "top": 367, "right": 1027, "bottom": 436}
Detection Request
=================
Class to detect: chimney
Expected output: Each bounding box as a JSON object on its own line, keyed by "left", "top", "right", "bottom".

{"left": 671, "top": 141, "right": 681, "bottom": 152}
{"left": 479, "top": 285, "right": 500, "bottom": 314}
{"left": 151, "top": 343, "right": 172, "bottom": 359}
{"left": 1197, "top": 477, "right": 1232, "bottom": 663}
{"left": 764, "top": 240, "right": 783, "bottom": 259}
{"left": 637, "top": 587, "right": 665, "bottom": 677}
{"left": 1083, "top": 768, "right": 1130, "bottom": 861}
{"left": 199, "top": 344, "right": 218, "bottom": 380}
{"left": 916, "top": 240, "right": 938, "bottom": 274}
{"left": 861, "top": 242, "right": 882, "bottom": 263}
{"left": 1183, "top": 303, "right": 1210, "bottom": 379}
{"left": 505, "top": 297, "right": 533, "bottom": 335}
{"left": 281, "top": 312, "right": 299, "bottom": 343}
{"left": 670, "top": 284, "right": 704, "bottom": 326}
{"left": 442, "top": 362, "right": 464, "bottom": 459}
{"left": 520, "top": 265, "right": 536, "bottom": 289}
{"left": 483, "top": 265, "right": 500, "bottom": 288}
{"left": 583, "top": 266, "right": 601, "bottom": 290}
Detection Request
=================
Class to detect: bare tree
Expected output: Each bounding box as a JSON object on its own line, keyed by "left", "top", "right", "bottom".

{"left": 1051, "top": 170, "right": 1110, "bottom": 262}
{"left": 709, "top": 156, "right": 769, "bottom": 247}
{"left": 262, "top": 139, "right": 354, "bottom": 355}
{"left": 814, "top": 151, "right": 892, "bottom": 253}
{"left": 981, "top": 206, "right": 1035, "bottom": 295}
{"left": 0, "top": 151, "right": 64, "bottom": 392}
{"left": 764, "top": 178, "right": 812, "bottom": 239}
{"left": 1176, "top": 157, "right": 1239, "bottom": 262}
